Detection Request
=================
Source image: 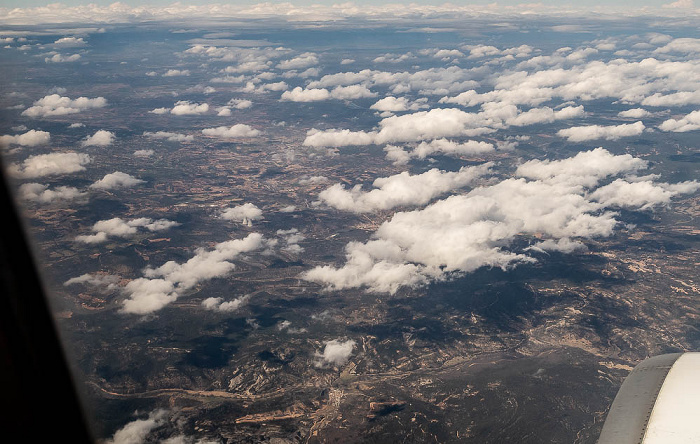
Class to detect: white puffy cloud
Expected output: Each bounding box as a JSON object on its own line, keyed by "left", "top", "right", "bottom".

{"left": 120, "top": 233, "right": 268, "bottom": 314}
{"left": 618, "top": 108, "right": 651, "bottom": 118}
{"left": 239, "top": 80, "right": 288, "bottom": 94}
{"left": 305, "top": 105, "right": 583, "bottom": 148}
{"left": 317, "top": 164, "right": 491, "bottom": 213}
{"left": 202, "top": 124, "right": 260, "bottom": 138}
{"left": 653, "top": 37, "right": 700, "bottom": 54}
{"left": 21, "top": 94, "right": 107, "bottom": 117}
{"left": 221, "top": 203, "right": 263, "bottom": 223}
{"left": 134, "top": 149, "right": 154, "bottom": 157}
{"left": 516, "top": 147, "right": 647, "bottom": 187}
{"left": 7, "top": 152, "right": 91, "bottom": 178}
{"left": 557, "top": 121, "right": 645, "bottom": 142}
{"left": 590, "top": 179, "right": 700, "bottom": 209}
{"left": 228, "top": 98, "right": 252, "bottom": 109}
{"left": 90, "top": 171, "right": 144, "bottom": 190}
{"left": 82, "top": 129, "right": 115, "bottom": 146}
{"left": 658, "top": 110, "right": 700, "bottom": 132}
{"left": 276, "top": 52, "right": 318, "bottom": 70}
{"left": 216, "top": 107, "right": 231, "bottom": 116}
{"left": 64, "top": 273, "right": 120, "bottom": 289}
{"left": 329, "top": 84, "right": 376, "bottom": 100}
{"left": 277, "top": 228, "right": 305, "bottom": 254}
{"left": 370, "top": 96, "right": 428, "bottom": 112}
{"left": 18, "top": 183, "right": 86, "bottom": 203}
{"left": 410, "top": 139, "right": 496, "bottom": 159}
{"left": 75, "top": 217, "right": 179, "bottom": 243}
{"left": 315, "top": 339, "right": 355, "bottom": 367}
{"left": 662, "top": 0, "right": 695, "bottom": 8}
{"left": 170, "top": 101, "right": 209, "bottom": 115}
{"left": 280, "top": 87, "right": 330, "bottom": 102}
{"left": 149, "top": 107, "right": 169, "bottom": 115}
{"left": 304, "top": 149, "right": 697, "bottom": 294}
{"left": 202, "top": 294, "right": 250, "bottom": 312}
{"left": 45, "top": 53, "right": 81, "bottom": 63}
{"left": 53, "top": 37, "right": 86, "bottom": 47}
{"left": 143, "top": 131, "right": 194, "bottom": 142}
{"left": 162, "top": 69, "right": 190, "bottom": 77}
{"left": 105, "top": 410, "right": 167, "bottom": 444}
{"left": 0, "top": 129, "right": 50, "bottom": 147}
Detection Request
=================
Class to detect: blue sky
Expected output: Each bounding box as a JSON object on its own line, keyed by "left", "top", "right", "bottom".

{"left": 1, "top": 0, "right": 683, "bottom": 8}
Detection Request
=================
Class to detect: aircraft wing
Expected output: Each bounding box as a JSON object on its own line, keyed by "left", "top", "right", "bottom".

{"left": 598, "top": 352, "right": 700, "bottom": 443}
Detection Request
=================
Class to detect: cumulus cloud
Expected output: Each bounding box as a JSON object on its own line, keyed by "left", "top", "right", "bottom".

{"left": 304, "top": 148, "right": 697, "bottom": 294}
{"left": 143, "top": 131, "right": 194, "bottom": 142}
{"left": 7, "top": 152, "right": 91, "bottom": 178}
{"left": 557, "top": 121, "right": 645, "bottom": 142}
{"left": 18, "top": 183, "right": 86, "bottom": 203}
{"left": 45, "top": 53, "right": 81, "bottom": 63}
{"left": 317, "top": 164, "right": 491, "bottom": 213}
{"left": 53, "top": 37, "right": 86, "bottom": 47}
{"left": 120, "top": 233, "right": 268, "bottom": 314}
{"left": 202, "top": 294, "right": 251, "bottom": 312}
{"left": 82, "top": 130, "right": 115, "bottom": 146}
{"left": 134, "top": 149, "right": 154, "bottom": 157}
{"left": 315, "top": 339, "right": 355, "bottom": 367}
{"left": 105, "top": 410, "right": 167, "bottom": 444}
{"left": 221, "top": 203, "right": 263, "bottom": 223}
{"left": 305, "top": 105, "right": 582, "bottom": 148}
{"left": 170, "top": 101, "right": 209, "bottom": 115}
{"left": 618, "top": 108, "right": 651, "bottom": 118}
{"left": 21, "top": 94, "right": 107, "bottom": 117}
{"left": 590, "top": 179, "right": 700, "bottom": 209}
{"left": 280, "top": 87, "right": 330, "bottom": 102}
{"left": 276, "top": 52, "right": 318, "bottom": 70}
{"left": 162, "top": 69, "right": 190, "bottom": 77}
{"left": 280, "top": 84, "right": 376, "bottom": 102}
{"left": 64, "top": 273, "right": 120, "bottom": 289}
{"left": 370, "top": 96, "right": 429, "bottom": 112}
{"left": 75, "top": 217, "right": 179, "bottom": 243}
{"left": 228, "top": 98, "right": 252, "bottom": 109}
{"left": 90, "top": 171, "right": 144, "bottom": 190}
{"left": 202, "top": 124, "right": 260, "bottom": 138}
{"left": 277, "top": 228, "right": 305, "bottom": 254}
{"left": 658, "top": 110, "right": 700, "bottom": 132}
{"left": 0, "top": 129, "right": 50, "bottom": 147}
{"left": 149, "top": 107, "right": 169, "bottom": 115}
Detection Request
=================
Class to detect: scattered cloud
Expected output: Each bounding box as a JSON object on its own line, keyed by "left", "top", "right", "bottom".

{"left": 105, "top": 410, "right": 167, "bottom": 444}
{"left": 162, "top": 69, "right": 190, "bottom": 77}
{"left": 202, "top": 294, "right": 251, "bottom": 312}
{"left": 557, "top": 121, "right": 645, "bottom": 141}
{"left": 0, "top": 129, "right": 50, "bottom": 147}
{"left": 7, "top": 152, "right": 91, "bottom": 178}
{"left": 119, "top": 233, "right": 269, "bottom": 314}
{"left": 202, "top": 124, "right": 260, "bottom": 138}
{"left": 90, "top": 171, "right": 144, "bottom": 190}
{"left": 18, "top": 183, "right": 86, "bottom": 203}
{"left": 75, "top": 217, "right": 179, "bottom": 244}
{"left": 317, "top": 164, "right": 491, "bottom": 213}
{"left": 315, "top": 339, "right": 355, "bottom": 367}
{"left": 45, "top": 53, "right": 81, "bottom": 63}
{"left": 658, "top": 110, "right": 700, "bottom": 132}
{"left": 143, "top": 131, "right": 194, "bottom": 142}
{"left": 82, "top": 129, "right": 115, "bottom": 146}
{"left": 170, "top": 101, "right": 209, "bottom": 115}
{"left": 277, "top": 52, "right": 318, "bottom": 70}
{"left": 21, "top": 94, "right": 106, "bottom": 117}
{"left": 304, "top": 148, "right": 697, "bottom": 294}
{"left": 134, "top": 149, "right": 154, "bottom": 157}
{"left": 221, "top": 203, "right": 263, "bottom": 224}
